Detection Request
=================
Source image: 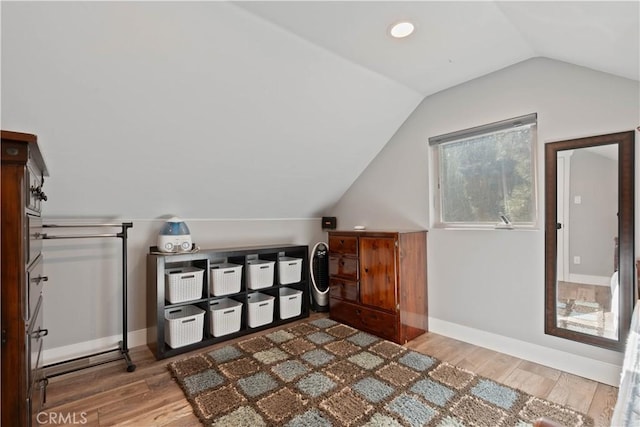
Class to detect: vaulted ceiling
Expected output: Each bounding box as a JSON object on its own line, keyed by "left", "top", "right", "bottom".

{"left": 237, "top": 1, "right": 639, "bottom": 95}
{"left": 1, "top": 1, "right": 637, "bottom": 219}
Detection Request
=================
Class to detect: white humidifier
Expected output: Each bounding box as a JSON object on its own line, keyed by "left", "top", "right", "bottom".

{"left": 157, "top": 217, "right": 192, "bottom": 253}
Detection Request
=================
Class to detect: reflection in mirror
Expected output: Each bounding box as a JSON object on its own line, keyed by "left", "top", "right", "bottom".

{"left": 555, "top": 146, "right": 618, "bottom": 340}
{"left": 545, "top": 131, "right": 635, "bottom": 351}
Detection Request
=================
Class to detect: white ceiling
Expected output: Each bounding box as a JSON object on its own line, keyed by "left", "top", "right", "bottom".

{"left": 236, "top": 1, "right": 640, "bottom": 95}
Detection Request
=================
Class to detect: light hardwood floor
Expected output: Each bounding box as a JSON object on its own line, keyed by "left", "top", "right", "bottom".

{"left": 41, "top": 313, "right": 618, "bottom": 426}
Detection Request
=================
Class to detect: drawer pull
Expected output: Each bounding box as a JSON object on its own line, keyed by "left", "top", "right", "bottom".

{"left": 258, "top": 303, "right": 269, "bottom": 307}
{"left": 223, "top": 310, "right": 235, "bottom": 314}
{"left": 40, "top": 378, "right": 49, "bottom": 404}
{"left": 31, "top": 328, "right": 49, "bottom": 339}
{"left": 30, "top": 186, "right": 48, "bottom": 201}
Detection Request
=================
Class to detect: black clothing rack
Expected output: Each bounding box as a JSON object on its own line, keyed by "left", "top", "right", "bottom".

{"left": 41, "top": 222, "right": 136, "bottom": 378}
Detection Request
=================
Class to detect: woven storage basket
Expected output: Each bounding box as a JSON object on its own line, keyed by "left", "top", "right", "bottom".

{"left": 279, "top": 287, "right": 302, "bottom": 319}
{"left": 165, "top": 267, "right": 204, "bottom": 303}
{"left": 246, "top": 259, "right": 275, "bottom": 289}
{"left": 164, "top": 305, "right": 204, "bottom": 348}
{"left": 278, "top": 256, "right": 302, "bottom": 285}
{"left": 209, "top": 298, "right": 242, "bottom": 337}
{"left": 247, "top": 292, "right": 274, "bottom": 327}
{"left": 210, "top": 263, "right": 242, "bottom": 296}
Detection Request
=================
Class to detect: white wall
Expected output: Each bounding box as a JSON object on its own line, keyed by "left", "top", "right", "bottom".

{"left": 42, "top": 217, "right": 325, "bottom": 363}
{"left": 329, "top": 57, "right": 640, "bottom": 384}
{"left": 1, "top": 1, "right": 421, "bottom": 219}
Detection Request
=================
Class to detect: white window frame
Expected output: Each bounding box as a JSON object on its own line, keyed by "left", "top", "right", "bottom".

{"left": 429, "top": 113, "right": 539, "bottom": 230}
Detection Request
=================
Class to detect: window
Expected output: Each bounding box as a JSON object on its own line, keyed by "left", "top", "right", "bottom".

{"left": 430, "top": 113, "right": 537, "bottom": 228}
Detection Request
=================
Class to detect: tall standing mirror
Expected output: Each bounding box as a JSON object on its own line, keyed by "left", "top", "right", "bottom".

{"left": 545, "top": 131, "right": 635, "bottom": 351}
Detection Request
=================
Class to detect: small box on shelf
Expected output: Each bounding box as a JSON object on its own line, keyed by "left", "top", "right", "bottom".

{"left": 210, "top": 263, "right": 242, "bottom": 296}
{"left": 247, "top": 292, "right": 274, "bottom": 327}
{"left": 164, "top": 305, "right": 205, "bottom": 348}
{"left": 247, "top": 259, "right": 275, "bottom": 289}
{"left": 209, "top": 298, "right": 242, "bottom": 337}
{"left": 278, "top": 256, "right": 302, "bottom": 284}
{"left": 164, "top": 266, "right": 204, "bottom": 304}
{"left": 279, "top": 287, "right": 302, "bottom": 319}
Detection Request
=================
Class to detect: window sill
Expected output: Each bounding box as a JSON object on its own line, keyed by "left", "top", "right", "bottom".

{"left": 432, "top": 224, "right": 539, "bottom": 231}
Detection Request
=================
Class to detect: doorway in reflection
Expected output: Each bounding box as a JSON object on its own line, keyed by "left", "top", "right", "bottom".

{"left": 555, "top": 146, "right": 618, "bottom": 340}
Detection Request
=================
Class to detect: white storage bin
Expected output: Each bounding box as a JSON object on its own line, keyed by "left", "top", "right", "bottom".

{"left": 247, "top": 292, "right": 275, "bottom": 328}
{"left": 165, "top": 267, "right": 204, "bottom": 304}
{"left": 247, "top": 259, "right": 275, "bottom": 289}
{"left": 164, "top": 305, "right": 205, "bottom": 348}
{"left": 210, "top": 263, "right": 243, "bottom": 296}
{"left": 209, "top": 298, "right": 242, "bottom": 337}
{"left": 279, "top": 287, "right": 303, "bottom": 319}
{"left": 278, "top": 257, "right": 302, "bottom": 285}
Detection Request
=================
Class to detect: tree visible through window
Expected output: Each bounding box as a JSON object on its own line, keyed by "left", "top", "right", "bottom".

{"left": 430, "top": 114, "right": 537, "bottom": 228}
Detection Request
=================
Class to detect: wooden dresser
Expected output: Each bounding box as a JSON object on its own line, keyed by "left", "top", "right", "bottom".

{"left": 1, "top": 130, "right": 49, "bottom": 426}
{"left": 328, "top": 230, "right": 428, "bottom": 344}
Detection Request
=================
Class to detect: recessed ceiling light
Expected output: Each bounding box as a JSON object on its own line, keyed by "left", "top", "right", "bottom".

{"left": 390, "top": 21, "right": 414, "bottom": 39}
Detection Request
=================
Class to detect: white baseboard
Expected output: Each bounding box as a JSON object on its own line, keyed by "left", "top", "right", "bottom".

{"left": 42, "top": 329, "right": 148, "bottom": 366}
{"left": 428, "top": 317, "right": 622, "bottom": 386}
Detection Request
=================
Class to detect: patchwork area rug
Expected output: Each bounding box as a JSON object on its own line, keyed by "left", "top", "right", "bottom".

{"left": 168, "top": 319, "right": 594, "bottom": 426}
{"left": 557, "top": 299, "right": 605, "bottom": 336}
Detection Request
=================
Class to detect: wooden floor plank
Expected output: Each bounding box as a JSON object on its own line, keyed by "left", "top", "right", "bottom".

{"left": 107, "top": 402, "right": 199, "bottom": 427}
{"left": 516, "top": 360, "right": 563, "bottom": 382}
{"left": 547, "top": 372, "right": 599, "bottom": 414}
{"left": 97, "top": 386, "right": 195, "bottom": 425}
{"left": 45, "top": 380, "right": 150, "bottom": 415}
{"left": 407, "top": 332, "right": 477, "bottom": 365}
{"left": 473, "top": 349, "right": 522, "bottom": 383}
{"left": 587, "top": 382, "right": 618, "bottom": 427}
{"left": 453, "top": 346, "right": 501, "bottom": 374}
{"left": 502, "top": 366, "right": 558, "bottom": 398}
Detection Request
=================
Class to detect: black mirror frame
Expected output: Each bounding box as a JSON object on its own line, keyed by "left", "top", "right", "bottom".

{"left": 545, "top": 131, "right": 635, "bottom": 351}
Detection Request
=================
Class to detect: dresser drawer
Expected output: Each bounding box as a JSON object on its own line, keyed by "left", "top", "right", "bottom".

{"left": 330, "top": 298, "right": 397, "bottom": 342}
{"left": 329, "top": 235, "right": 358, "bottom": 255}
{"left": 26, "top": 296, "right": 46, "bottom": 398}
{"left": 26, "top": 163, "right": 42, "bottom": 213}
{"left": 26, "top": 255, "right": 46, "bottom": 325}
{"left": 26, "top": 214, "right": 43, "bottom": 267}
{"left": 329, "top": 255, "right": 358, "bottom": 280}
{"left": 329, "top": 277, "right": 358, "bottom": 302}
